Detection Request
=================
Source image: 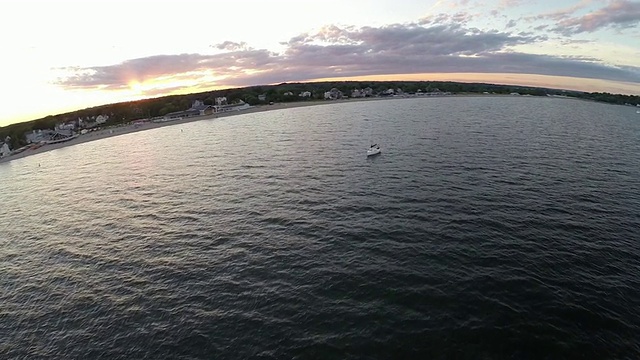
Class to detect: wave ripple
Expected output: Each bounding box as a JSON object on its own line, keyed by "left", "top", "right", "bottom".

{"left": 1, "top": 97, "right": 640, "bottom": 359}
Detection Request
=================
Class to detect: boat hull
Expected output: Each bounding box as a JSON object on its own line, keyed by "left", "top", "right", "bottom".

{"left": 367, "top": 148, "right": 381, "bottom": 157}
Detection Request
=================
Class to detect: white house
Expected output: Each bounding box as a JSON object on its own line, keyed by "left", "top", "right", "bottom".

{"left": 283, "top": 91, "right": 294, "bottom": 96}
{"left": 324, "top": 88, "right": 343, "bottom": 100}
{"left": 26, "top": 129, "right": 55, "bottom": 143}
{"left": 215, "top": 97, "right": 227, "bottom": 105}
{"left": 299, "top": 91, "right": 312, "bottom": 98}
{"left": 351, "top": 89, "right": 365, "bottom": 98}
{"left": 214, "top": 100, "right": 251, "bottom": 113}
{"left": 95, "top": 114, "right": 109, "bottom": 124}
{"left": 56, "top": 122, "right": 75, "bottom": 131}
{"left": 0, "top": 142, "right": 11, "bottom": 158}
{"left": 258, "top": 94, "right": 267, "bottom": 101}
{"left": 79, "top": 114, "right": 109, "bottom": 128}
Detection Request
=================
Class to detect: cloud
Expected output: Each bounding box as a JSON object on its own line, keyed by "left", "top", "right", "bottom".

{"left": 531, "top": 0, "right": 596, "bottom": 22}
{"left": 498, "top": 0, "right": 526, "bottom": 8}
{"left": 56, "top": 50, "right": 280, "bottom": 90}
{"left": 560, "top": 39, "right": 594, "bottom": 45}
{"left": 557, "top": 0, "right": 640, "bottom": 34}
{"left": 283, "top": 22, "right": 544, "bottom": 60}
{"left": 57, "top": 54, "right": 211, "bottom": 90}
{"left": 213, "top": 41, "right": 250, "bottom": 51}
{"left": 54, "top": 18, "right": 640, "bottom": 95}
{"left": 419, "top": 12, "right": 474, "bottom": 26}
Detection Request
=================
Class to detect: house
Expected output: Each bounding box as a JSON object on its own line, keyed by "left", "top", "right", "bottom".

{"left": 164, "top": 100, "right": 213, "bottom": 120}
{"left": 78, "top": 114, "right": 109, "bottom": 129}
{"left": 424, "top": 88, "right": 450, "bottom": 96}
{"left": 95, "top": 114, "right": 109, "bottom": 124}
{"left": 54, "top": 122, "right": 75, "bottom": 135}
{"left": 283, "top": 91, "right": 294, "bottom": 96}
{"left": 57, "top": 121, "right": 76, "bottom": 131}
{"left": 213, "top": 100, "right": 251, "bottom": 113}
{"left": 351, "top": 89, "right": 372, "bottom": 98}
{"left": 324, "top": 88, "right": 343, "bottom": 100}
{"left": 25, "top": 127, "right": 74, "bottom": 144}
{"left": 298, "top": 91, "right": 312, "bottom": 98}
{"left": 26, "top": 129, "right": 56, "bottom": 143}
{"left": 191, "top": 100, "right": 214, "bottom": 115}
{"left": 215, "top": 97, "right": 227, "bottom": 106}
{"left": 258, "top": 94, "right": 267, "bottom": 101}
{"left": 382, "top": 88, "right": 395, "bottom": 96}
{"left": 0, "top": 142, "right": 11, "bottom": 158}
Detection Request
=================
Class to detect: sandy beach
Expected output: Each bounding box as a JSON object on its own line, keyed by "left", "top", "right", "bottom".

{"left": 0, "top": 98, "right": 374, "bottom": 164}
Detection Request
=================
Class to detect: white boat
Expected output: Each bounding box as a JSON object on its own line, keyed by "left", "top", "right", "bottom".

{"left": 367, "top": 144, "right": 381, "bottom": 157}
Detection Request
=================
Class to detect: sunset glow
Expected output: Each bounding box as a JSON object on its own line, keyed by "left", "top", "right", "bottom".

{"left": 1, "top": 0, "right": 639, "bottom": 126}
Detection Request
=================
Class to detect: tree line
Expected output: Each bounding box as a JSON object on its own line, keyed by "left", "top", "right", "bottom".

{"left": 1, "top": 81, "right": 638, "bottom": 149}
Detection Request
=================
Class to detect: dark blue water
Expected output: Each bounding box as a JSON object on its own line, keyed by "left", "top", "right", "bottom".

{"left": 1, "top": 96, "right": 640, "bottom": 359}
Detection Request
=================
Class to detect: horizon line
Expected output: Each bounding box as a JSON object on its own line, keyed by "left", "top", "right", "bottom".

{"left": 2, "top": 74, "right": 639, "bottom": 128}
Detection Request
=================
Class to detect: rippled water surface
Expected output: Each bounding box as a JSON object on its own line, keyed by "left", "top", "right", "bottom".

{"left": 1, "top": 96, "right": 640, "bottom": 359}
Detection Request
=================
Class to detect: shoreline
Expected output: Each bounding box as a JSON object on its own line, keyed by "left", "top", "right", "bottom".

{"left": 0, "top": 93, "right": 554, "bottom": 165}
{"left": 0, "top": 97, "right": 384, "bottom": 165}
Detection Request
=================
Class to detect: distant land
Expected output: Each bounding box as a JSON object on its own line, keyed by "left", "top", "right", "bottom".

{"left": 1, "top": 80, "right": 639, "bottom": 149}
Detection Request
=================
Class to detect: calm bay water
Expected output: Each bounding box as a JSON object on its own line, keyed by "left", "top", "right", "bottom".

{"left": 1, "top": 96, "right": 640, "bottom": 359}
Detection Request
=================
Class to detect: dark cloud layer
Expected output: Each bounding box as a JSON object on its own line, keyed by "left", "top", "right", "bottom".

{"left": 55, "top": 18, "right": 640, "bottom": 94}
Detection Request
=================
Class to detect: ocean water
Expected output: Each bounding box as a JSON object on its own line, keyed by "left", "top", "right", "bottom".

{"left": 1, "top": 96, "right": 639, "bottom": 359}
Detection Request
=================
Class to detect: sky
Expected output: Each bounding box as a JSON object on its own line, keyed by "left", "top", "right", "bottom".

{"left": 1, "top": 0, "right": 639, "bottom": 126}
